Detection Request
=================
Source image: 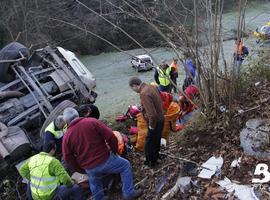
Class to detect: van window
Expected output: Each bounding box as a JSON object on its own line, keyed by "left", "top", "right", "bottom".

{"left": 72, "top": 59, "right": 86, "bottom": 75}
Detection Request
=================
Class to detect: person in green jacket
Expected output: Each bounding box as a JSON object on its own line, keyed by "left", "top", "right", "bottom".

{"left": 19, "top": 141, "right": 85, "bottom": 200}
{"left": 43, "top": 116, "right": 66, "bottom": 154}
{"left": 154, "top": 61, "right": 175, "bottom": 93}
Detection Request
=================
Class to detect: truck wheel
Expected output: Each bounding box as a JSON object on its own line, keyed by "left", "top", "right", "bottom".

{"left": 39, "top": 100, "right": 77, "bottom": 137}
{"left": 0, "top": 42, "right": 29, "bottom": 82}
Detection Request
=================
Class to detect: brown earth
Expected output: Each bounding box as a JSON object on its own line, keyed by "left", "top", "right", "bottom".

{"left": 2, "top": 81, "right": 270, "bottom": 200}
{"left": 109, "top": 81, "right": 270, "bottom": 200}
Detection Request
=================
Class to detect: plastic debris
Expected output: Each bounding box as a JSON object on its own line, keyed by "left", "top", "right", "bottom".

{"left": 178, "top": 177, "right": 191, "bottom": 193}
{"left": 161, "top": 176, "right": 191, "bottom": 199}
{"left": 182, "top": 162, "right": 199, "bottom": 176}
{"left": 155, "top": 170, "right": 170, "bottom": 193}
{"left": 198, "top": 156, "right": 223, "bottom": 179}
{"left": 230, "top": 157, "right": 241, "bottom": 168}
{"left": 217, "top": 177, "right": 259, "bottom": 200}
{"left": 71, "top": 172, "right": 89, "bottom": 184}
{"left": 255, "top": 81, "right": 260, "bottom": 86}
{"left": 160, "top": 138, "right": 167, "bottom": 147}
{"left": 238, "top": 109, "right": 244, "bottom": 114}
{"left": 219, "top": 105, "right": 227, "bottom": 113}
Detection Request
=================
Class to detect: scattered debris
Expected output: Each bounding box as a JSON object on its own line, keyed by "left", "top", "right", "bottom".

{"left": 219, "top": 105, "right": 227, "bottom": 113}
{"left": 230, "top": 157, "right": 241, "bottom": 168}
{"left": 198, "top": 156, "right": 223, "bottom": 179}
{"left": 160, "top": 138, "right": 167, "bottom": 147}
{"left": 161, "top": 176, "right": 191, "bottom": 200}
{"left": 155, "top": 170, "right": 170, "bottom": 193}
{"left": 255, "top": 81, "right": 260, "bottom": 86}
{"left": 71, "top": 172, "right": 89, "bottom": 184}
{"left": 217, "top": 177, "right": 259, "bottom": 200}
{"left": 178, "top": 177, "right": 192, "bottom": 193}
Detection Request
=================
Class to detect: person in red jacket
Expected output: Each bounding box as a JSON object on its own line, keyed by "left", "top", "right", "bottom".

{"left": 62, "top": 108, "right": 142, "bottom": 200}
{"left": 178, "top": 84, "right": 198, "bottom": 120}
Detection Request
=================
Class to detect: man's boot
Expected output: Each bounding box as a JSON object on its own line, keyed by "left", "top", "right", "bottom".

{"left": 123, "top": 189, "right": 143, "bottom": 200}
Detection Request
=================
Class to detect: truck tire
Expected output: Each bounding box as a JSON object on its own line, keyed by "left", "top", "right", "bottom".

{"left": 0, "top": 42, "right": 29, "bottom": 82}
{"left": 39, "top": 100, "right": 77, "bottom": 137}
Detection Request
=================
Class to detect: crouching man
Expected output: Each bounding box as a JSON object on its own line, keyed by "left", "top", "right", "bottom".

{"left": 43, "top": 116, "right": 66, "bottom": 154}
{"left": 62, "top": 107, "right": 142, "bottom": 200}
{"left": 19, "top": 141, "right": 85, "bottom": 200}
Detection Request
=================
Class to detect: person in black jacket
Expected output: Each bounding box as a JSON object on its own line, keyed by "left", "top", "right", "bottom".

{"left": 75, "top": 104, "right": 100, "bottom": 119}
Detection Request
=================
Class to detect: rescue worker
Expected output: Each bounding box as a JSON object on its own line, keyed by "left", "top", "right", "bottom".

{"left": 19, "top": 141, "right": 85, "bottom": 200}
{"left": 43, "top": 116, "right": 66, "bottom": 154}
{"left": 170, "top": 58, "right": 179, "bottom": 93}
{"left": 233, "top": 38, "right": 249, "bottom": 65}
{"left": 75, "top": 104, "right": 100, "bottom": 119}
{"left": 129, "top": 77, "right": 164, "bottom": 168}
{"left": 182, "top": 52, "right": 196, "bottom": 91}
{"left": 178, "top": 84, "right": 198, "bottom": 124}
{"left": 62, "top": 108, "right": 142, "bottom": 200}
{"left": 154, "top": 61, "right": 174, "bottom": 93}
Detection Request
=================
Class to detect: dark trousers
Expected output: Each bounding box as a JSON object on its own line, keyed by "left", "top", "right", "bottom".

{"left": 158, "top": 85, "right": 171, "bottom": 93}
{"left": 27, "top": 183, "right": 86, "bottom": 200}
{"left": 182, "top": 77, "right": 193, "bottom": 91}
{"left": 171, "top": 73, "right": 178, "bottom": 93}
{"left": 145, "top": 119, "right": 164, "bottom": 166}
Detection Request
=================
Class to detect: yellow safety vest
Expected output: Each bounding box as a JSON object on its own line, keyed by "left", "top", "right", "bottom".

{"left": 45, "top": 122, "right": 66, "bottom": 139}
{"left": 158, "top": 66, "right": 171, "bottom": 86}
{"left": 28, "top": 153, "right": 59, "bottom": 200}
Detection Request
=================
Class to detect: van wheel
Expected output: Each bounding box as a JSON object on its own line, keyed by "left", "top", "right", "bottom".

{"left": 136, "top": 65, "right": 140, "bottom": 73}
{"left": 39, "top": 100, "right": 77, "bottom": 137}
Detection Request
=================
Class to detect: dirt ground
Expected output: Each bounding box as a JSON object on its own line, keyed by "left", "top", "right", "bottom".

{"left": 107, "top": 80, "right": 270, "bottom": 200}
{"left": 2, "top": 82, "right": 270, "bottom": 200}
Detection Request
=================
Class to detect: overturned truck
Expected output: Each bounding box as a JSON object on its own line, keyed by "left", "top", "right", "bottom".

{"left": 0, "top": 42, "right": 97, "bottom": 173}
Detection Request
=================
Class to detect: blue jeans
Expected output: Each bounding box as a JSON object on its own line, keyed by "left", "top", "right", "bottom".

{"left": 85, "top": 154, "right": 135, "bottom": 200}
{"left": 27, "top": 183, "right": 85, "bottom": 200}
{"left": 178, "top": 112, "right": 193, "bottom": 125}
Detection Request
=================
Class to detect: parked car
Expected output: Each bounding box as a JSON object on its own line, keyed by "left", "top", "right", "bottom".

{"left": 0, "top": 42, "right": 97, "bottom": 174}
{"left": 131, "top": 54, "right": 153, "bottom": 72}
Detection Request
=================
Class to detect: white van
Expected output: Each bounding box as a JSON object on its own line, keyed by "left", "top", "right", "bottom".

{"left": 131, "top": 54, "right": 153, "bottom": 72}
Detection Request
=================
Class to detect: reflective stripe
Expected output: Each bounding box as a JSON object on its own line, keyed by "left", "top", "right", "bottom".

{"left": 31, "top": 175, "right": 56, "bottom": 182}
{"left": 30, "top": 182, "right": 58, "bottom": 192}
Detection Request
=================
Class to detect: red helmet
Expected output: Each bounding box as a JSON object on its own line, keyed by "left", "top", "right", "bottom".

{"left": 128, "top": 105, "right": 140, "bottom": 118}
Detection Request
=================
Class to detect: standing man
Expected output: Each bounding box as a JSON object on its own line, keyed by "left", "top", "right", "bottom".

{"left": 62, "top": 108, "right": 142, "bottom": 200}
{"left": 183, "top": 52, "right": 196, "bottom": 91}
{"left": 129, "top": 77, "right": 164, "bottom": 168}
{"left": 233, "top": 38, "right": 249, "bottom": 66}
{"left": 170, "top": 58, "right": 179, "bottom": 93}
{"left": 154, "top": 61, "right": 174, "bottom": 93}
{"left": 19, "top": 141, "right": 85, "bottom": 200}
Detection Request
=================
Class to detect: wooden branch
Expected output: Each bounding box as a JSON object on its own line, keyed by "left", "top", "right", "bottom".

{"left": 233, "top": 105, "right": 261, "bottom": 118}
{"left": 134, "top": 176, "right": 148, "bottom": 188}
